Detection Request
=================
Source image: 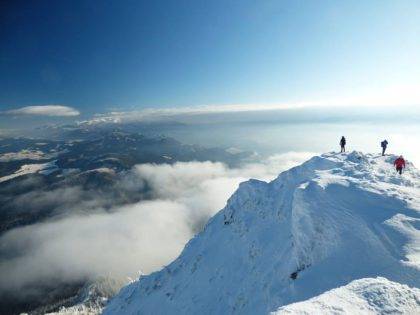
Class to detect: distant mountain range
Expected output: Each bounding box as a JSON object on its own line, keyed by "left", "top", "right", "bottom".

{"left": 0, "top": 128, "right": 253, "bottom": 315}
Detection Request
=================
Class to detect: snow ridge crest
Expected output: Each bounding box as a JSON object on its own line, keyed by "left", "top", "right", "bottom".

{"left": 104, "top": 152, "right": 420, "bottom": 315}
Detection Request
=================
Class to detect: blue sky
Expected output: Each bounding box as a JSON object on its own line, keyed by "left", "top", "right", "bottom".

{"left": 0, "top": 0, "right": 419, "bottom": 119}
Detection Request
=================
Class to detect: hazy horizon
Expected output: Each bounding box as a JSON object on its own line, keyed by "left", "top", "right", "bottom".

{"left": 1, "top": 1, "right": 419, "bottom": 314}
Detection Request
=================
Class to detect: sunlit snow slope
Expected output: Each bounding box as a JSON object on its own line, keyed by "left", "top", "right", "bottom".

{"left": 104, "top": 152, "right": 420, "bottom": 315}
{"left": 273, "top": 277, "right": 420, "bottom": 314}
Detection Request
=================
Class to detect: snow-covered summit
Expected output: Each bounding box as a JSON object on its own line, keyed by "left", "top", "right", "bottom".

{"left": 104, "top": 152, "right": 420, "bottom": 315}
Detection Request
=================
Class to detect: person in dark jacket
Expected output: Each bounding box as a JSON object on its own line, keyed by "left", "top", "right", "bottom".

{"left": 340, "top": 136, "right": 346, "bottom": 153}
{"left": 394, "top": 156, "right": 406, "bottom": 175}
{"left": 381, "top": 140, "right": 388, "bottom": 156}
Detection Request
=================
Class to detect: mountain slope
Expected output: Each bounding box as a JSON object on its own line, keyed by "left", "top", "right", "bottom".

{"left": 273, "top": 277, "right": 420, "bottom": 315}
{"left": 103, "top": 152, "right": 420, "bottom": 314}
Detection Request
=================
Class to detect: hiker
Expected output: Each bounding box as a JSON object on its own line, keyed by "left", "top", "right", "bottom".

{"left": 381, "top": 140, "right": 388, "bottom": 156}
{"left": 394, "top": 156, "right": 406, "bottom": 175}
{"left": 340, "top": 136, "right": 346, "bottom": 153}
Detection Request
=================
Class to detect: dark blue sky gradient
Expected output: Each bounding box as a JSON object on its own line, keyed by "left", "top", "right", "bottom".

{"left": 1, "top": 1, "right": 419, "bottom": 115}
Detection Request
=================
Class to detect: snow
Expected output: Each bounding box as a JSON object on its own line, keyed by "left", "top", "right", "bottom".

{"left": 103, "top": 152, "right": 420, "bottom": 315}
{"left": 45, "top": 303, "right": 102, "bottom": 315}
{"left": 82, "top": 167, "right": 116, "bottom": 175}
{"left": 0, "top": 149, "right": 46, "bottom": 161}
{"left": 0, "top": 160, "right": 58, "bottom": 183}
{"left": 41, "top": 277, "right": 125, "bottom": 315}
{"left": 0, "top": 148, "right": 66, "bottom": 162}
{"left": 273, "top": 277, "right": 420, "bottom": 314}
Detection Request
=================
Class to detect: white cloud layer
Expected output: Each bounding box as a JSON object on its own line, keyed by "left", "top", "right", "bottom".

{"left": 80, "top": 84, "right": 420, "bottom": 125}
{"left": 4, "top": 105, "right": 80, "bottom": 117}
{"left": 0, "top": 152, "right": 314, "bottom": 297}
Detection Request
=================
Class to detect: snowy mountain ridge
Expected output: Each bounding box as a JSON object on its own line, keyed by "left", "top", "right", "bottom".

{"left": 104, "top": 152, "right": 420, "bottom": 314}
{"left": 273, "top": 277, "right": 420, "bottom": 314}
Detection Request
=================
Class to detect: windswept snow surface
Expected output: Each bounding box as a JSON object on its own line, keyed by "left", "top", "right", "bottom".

{"left": 273, "top": 277, "right": 420, "bottom": 315}
{"left": 0, "top": 160, "right": 58, "bottom": 183}
{"left": 0, "top": 149, "right": 46, "bottom": 162}
{"left": 104, "top": 152, "right": 420, "bottom": 315}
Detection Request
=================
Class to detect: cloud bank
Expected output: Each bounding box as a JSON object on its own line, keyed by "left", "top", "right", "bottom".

{"left": 0, "top": 152, "right": 314, "bottom": 299}
{"left": 79, "top": 84, "right": 420, "bottom": 125}
{"left": 3, "top": 105, "right": 80, "bottom": 117}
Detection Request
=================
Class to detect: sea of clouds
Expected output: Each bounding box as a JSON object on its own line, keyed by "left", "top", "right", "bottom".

{"left": 0, "top": 152, "right": 314, "bottom": 299}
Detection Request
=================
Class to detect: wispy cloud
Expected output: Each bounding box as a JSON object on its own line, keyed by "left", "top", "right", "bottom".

{"left": 3, "top": 105, "right": 80, "bottom": 117}
{"left": 80, "top": 84, "right": 420, "bottom": 125}
{"left": 79, "top": 104, "right": 306, "bottom": 125}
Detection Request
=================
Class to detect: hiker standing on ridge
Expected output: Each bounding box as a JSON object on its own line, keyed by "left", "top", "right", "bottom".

{"left": 340, "top": 136, "right": 346, "bottom": 153}
{"left": 394, "top": 156, "right": 406, "bottom": 175}
{"left": 381, "top": 140, "right": 388, "bottom": 156}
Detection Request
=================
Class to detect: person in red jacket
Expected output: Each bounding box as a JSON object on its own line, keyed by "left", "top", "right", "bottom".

{"left": 394, "top": 156, "right": 406, "bottom": 175}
